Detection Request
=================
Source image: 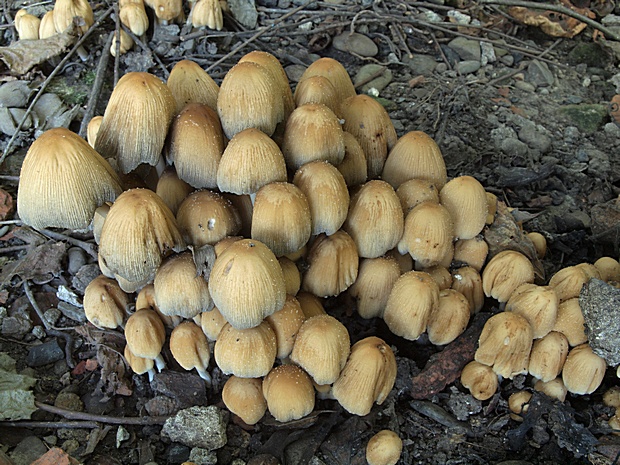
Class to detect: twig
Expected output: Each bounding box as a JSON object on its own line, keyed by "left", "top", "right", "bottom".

{"left": 0, "top": 420, "right": 100, "bottom": 429}
{"left": 479, "top": 0, "right": 620, "bottom": 42}
{"left": 0, "top": 219, "right": 21, "bottom": 225}
{"left": 113, "top": 1, "right": 120, "bottom": 86}
{"left": 34, "top": 401, "right": 169, "bottom": 425}
{"left": 79, "top": 31, "right": 114, "bottom": 138}
{"left": 23, "top": 280, "right": 76, "bottom": 368}
{"left": 38, "top": 228, "right": 98, "bottom": 259}
{"left": 0, "top": 175, "right": 19, "bottom": 182}
{"left": 0, "top": 6, "right": 114, "bottom": 164}
{"left": 0, "top": 244, "right": 30, "bottom": 254}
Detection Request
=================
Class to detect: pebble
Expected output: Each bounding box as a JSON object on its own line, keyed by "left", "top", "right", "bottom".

{"left": 332, "top": 31, "right": 378, "bottom": 57}
{"left": 43, "top": 307, "right": 61, "bottom": 326}
{"left": 1, "top": 314, "right": 32, "bottom": 339}
{"left": 227, "top": 0, "right": 258, "bottom": 29}
{"left": 167, "top": 444, "right": 191, "bottom": 464}
{"left": 161, "top": 405, "right": 228, "bottom": 450}
{"left": 447, "top": 36, "right": 481, "bottom": 61}
{"left": 518, "top": 123, "right": 552, "bottom": 153}
{"left": 9, "top": 436, "right": 47, "bottom": 465}
{"left": 514, "top": 81, "right": 535, "bottom": 92}
{"left": 500, "top": 54, "right": 515, "bottom": 66}
{"left": 0, "top": 81, "right": 30, "bottom": 108}
{"left": 557, "top": 103, "right": 608, "bottom": 134}
{"left": 189, "top": 447, "right": 218, "bottom": 465}
{"left": 585, "top": 148, "right": 611, "bottom": 178}
{"left": 456, "top": 60, "right": 480, "bottom": 75}
{"left": 403, "top": 54, "right": 437, "bottom": 75}
{"left": 581, "top": 279, "right": 620, "bottom": 366}
{"left": 0, "top": 108, "right": 32, "bottom": 136}
{"left": 54, "top": 391, "right": 84, "bottom": 412}
{"left": 57, "top": 285, "right": 82, "bottom": 307}
{"left": 353, "top": 64, "right": 392, "bottom": 94}
{"left": 526, "top": 60, "right": 555, "bottom": 87}
{"left": 604, "top": 122, "right": 620, "bottom": 137}
{"left": 71, "top": 263, "right": 101, "bottom": 295}
{"left": 480, "top": 41, "right": 496, "bottom": 65}
{"left": 57, "top": 301, "right": 86, "bottom": 323}
{"left": 151, "top": 371, "right": 208, "bottom": 409}
{"left": 563, "top": 125, "right": 581, "bottom": 143}
{"left": 500, "top": 137, "right": 529, "bottom": 157}
{"left": 26, "top": 339, "right": 65, "bottom": 367}
{"left": 284, "top": 64, "right": 306, "bottom": 83}
{"left": 67, "top": 247, "right": 88, "bottom": 275}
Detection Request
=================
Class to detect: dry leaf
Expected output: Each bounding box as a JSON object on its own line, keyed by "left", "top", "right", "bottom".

{"left": 0, "top": 189, "right": 14, "bottom": 221}
{"left": 0, "top": 240, "right": 67, "bottom": 286}
{"left": 97, "top": 345, "right": 133, "bottom": 400}
{"left": 508, "top": 1, "right": 594, "bottom": 38}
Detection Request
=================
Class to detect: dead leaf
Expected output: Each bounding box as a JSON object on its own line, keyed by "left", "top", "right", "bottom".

{"left": 0, "top": 189, "right": 14, "bottom": 221}
{"left": 30, "top": 447, "right": 81, "bottom": 465}
{"left": 97, "top": 345, "right": 133, "bottom": 399}
{"left": 507, "top": 1, "right": 594, "bottom": 38}
{"left": 0, "top": 240, "right": 67, "bottom": 286}
{"left": 0, "top": 25, "right": 77, "bottom": 75}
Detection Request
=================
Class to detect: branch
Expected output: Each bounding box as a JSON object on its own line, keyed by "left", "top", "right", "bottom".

{"left": 34, "top": 401, "right": 169, "bottom": 425}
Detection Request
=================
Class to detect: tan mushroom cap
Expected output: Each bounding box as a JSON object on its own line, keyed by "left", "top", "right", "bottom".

{"left": 534, "top": 377, "right": 567, "bottom": 402}
{"left": 53, "top": 0, "right": 93, "bottom": 33}
{"left": 208, "top": 238, "right": 286, "bottom": 329}
{"left": 38, "top": 10, "right": 55, "bottom": 39}
{"left": 396, "top": 178, "right": 440, "bottom": 214}
{"left": 381, "top": 131, "right": 447, "bottom": 190}
{"left": 528, "top": 331, "right": 568, "bottom": 382}
{"left": 293, "top": 75, "right": 340, "bottom": 116}
{"left": 124, "top": 344, "right": 156, "bottom": 380}
{"left": 425, "top": 265, "right": 453, "bottom": 291}
{"left": 439, "top": 175, "right": 488, "bottom": 240}
{"left": 289, "top": 314, "right": 350, "bottom": 385}
{"left": 190, "top": 0, "right": 223, "bottom": 30}
{"left": 298, "top": 57, "right": 356, "bottom": 103}
{"left": 460, "top": 360, "right": 498, "bottom": 401}
{"left": 548, "top": 265, "right": 590, "bottom": 302}
{"left": 98, "top": 188, "right": 185, "bottom": 293}
{"left": 15, "top": 10, "right": 40, "bottom": 40}
{"left": 83, "top": 275, "right": 130, "bottom": 330}
{"left": 552, "top": 297, "right": 587, "bottom": 346}
{"left": 124, "top": 308, "right": 167, "bottom": 370}
{"left": 481, "top": 250, "right": 535, "bottom": 303}
{"left": 527, "top": 232, "right": 547, "bottom": 259}
{"left": 366, "top": 430, "right": 403, "bottom": 465}
{"left": 331, "top": 336, "right": 397, "bottom": 416}
{"left": 508, "top": 390, "right": 532, "bottom": 421}
{"left": 251, "top": 182, "right": 312, "bottom": 257}
{"left": 344, "top": 180, "right": 404, "bottom": 259}
{"left": 169, "top": 321, "right": 211, "bottom": 382}
{"left": 166, "top": 103, "right": 225, "bottom": 189}
{"left": 217, "top": 128, "right": 287, "bottom": 196}
{"left": 301, "top": 230, "right": 359, "bottom": 298}
{"left": 222, "top": 376, "right": 267, "bottom": 426}
{"left": 153, "top": 252, "right": 212, "bottom": 320}
{"left": 167, "top": 59, "right": 219, "bottom": 113}
{"left": 562, "top": 343, "right": 607, "bottom": 395}
{"left": 427, "top": 289, "right": 470, "bottom": 346}
{"left": 265, "top": 295, "right": 306, "bottom": 359}
{"left": 475, "top": 311, "right": 533, "bottom": 379}
{"left": 110, "top": 29, "right": 134, "bottom": 57}
{"left": 383, "top": 271, "right": 439, "bottom": 341}
{"left": 262, "top": 364, "right": 315, "bottom": 423}
{"left": 296, "top": 291, "right": 326, "bottom": 319}
{"left": 340, "top": 94, "right": 398, "bottom": 179}
{"left": 505, "top": 283, "right": 558, "bottom": 339}
{"left": 95, "top": 72, "right": 176, "bottom": 174}
{"left": 453, "top": 236, "right": 489, "bottom": 272}
{"left": 348, "top": 256, "right": 402, "bottom": 319}
{"left": 593, "top": 256, "right": 620, "bottom": 282}
{"left": 199, "top": 306, "right": 227, "bottom": 341}
{"left": 120, "top": 2, "right": 149, "bottom": 36}
{"left": 17, "top": 127, "right": 123, "bottom": 230}
{"left": 335, "top": 131, "right": 368, "bottom": 188}
{"left": 144, "top": 0, "right": 183, "bottom": 23}
{"left": 278, "top": 257, "right": 301, "bottom": 296}
{"left": 214, "top": 321, "right": 277, "bottom": 377}
{"left": 451, "top": 266, "right": 485, "bottom": 313}
{"left": 155, "top": 167, "right": 193, "bottom": 216}
{"left": 217, "top": 61, "right": 284, "bottom": 139}
{"left": 603, "top": 386, "right": 620, "bottom": 408}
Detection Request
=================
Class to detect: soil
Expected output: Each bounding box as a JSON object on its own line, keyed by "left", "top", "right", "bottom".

{"left": 1, "top": 0, "right": 620, "bottom": 464}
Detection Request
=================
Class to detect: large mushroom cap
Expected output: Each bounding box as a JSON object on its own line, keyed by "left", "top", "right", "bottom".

{"left": 17, "top": 127, "right": 123, "bottom": 230}
{"left": 167, "top": 59, "right": 219, "bottom": 113}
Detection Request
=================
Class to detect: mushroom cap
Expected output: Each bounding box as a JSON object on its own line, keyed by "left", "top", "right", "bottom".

{"left": 331, "top": 336, "right": 397, "bottom": 416}
{"left": 281, "top": 103, "right": 345, "bottom": 171}
{"left": 167, "top": 59, "right": 219, "bottom": 113}
{"left": 335, "top": 131, "right": 368, "bottom": 188}
{"left": 289, "top": 314, "right": 350, "bottom": 385}
{"left": 176, "top": 190, "right": 242, "bottom": 248}
{"left": 508, "top": 390, "right": 532, "bottom": 421}
{"left": 86, "top": 115, "right": 104, "bottom": 148}
{"left": 527, "top": 232, "right": 547, "bottom": 259}
{"left": 262, "top": 364, "right": 315, "bottom": 423}
{"left": 453, "top": 236, "right": 489, "bottom": 272}
{"left": 222, "top": 376, "right": 267, "bottom": 425}
{"left": 460, "top": 360, "right": 498, "bottom": 401}
{"left": 17, "top": 127, "right": 123, "bottom": 230}
{"left": 166, "top": 103, "right": 225, "bottom": 189}
{"left": 301, "top": 230, "right": 359, "bottom": 298}
{"left": 475, "top": 311, "right": 533, "bottom": 379}
{"left": 340, "top": 94, "right": 398, "bottom": 179}
{"left": 208, "top": 238, "right": 286, "bottom": 329}
{"left": 250, "top": 182, "right": 312, "bottom": 257}
{"left": 120, "top": 2, "right": 149, "bottom": 36}
{"left": 451, "top": 266, "right": 485, "bottom": 313}
{"left": 427, "top": 288, "right": 470, "bottom": 345}
{"left": 548, "top": 265, "right": 590, "bottom": 302}
{"left": 217, "top": 61, "right": 284, "bottom": 139}
{"left": 169, "top": 321, "right": 211, "bottom": 380}
{"left": 344, "top": 180, "right": 404, "bottom": 259}
{"left": 216, "top": 128, "right": 287, "bottom": 196}
{"left": 144, "top": 0, "right": 183, "bottom": 22}
{"left": 293, "top": 75, "right": 340, "bottom": 116}
{"left": 296, "top": 291, "right": 326, "bottom": 319}
{"left": 383, "top": 271, "right": 439, "bottom": 341}
{"left": 15, "top": 10, "right": 40, "bottom": 40}
{"left": 110, "top": 29, "right": 134, "bottom": 57}
{"left": 153, "top": 252, "right": 212, "bottom": 319}
{"left": 155, "top": 166, "right": 193, "bottom": 215}
{"left": 348, "top": 256, "right": 402, "bottom": 320}
{"left": 293, "top": 160, "right": 350, "bottom": 237}
{"left": 265, "top": 295, "right": 306, "bottom": 359}
{"left": 53, "top": 0, "right": 94, "bottom": 33}
{"left": 124, "top": 308, "right": 166, "bottom": 360}
{"left": 298, "top": 57, "right": 356, "bottom": 104}
{"left": 278, "top": 257, "right": 301, "bottom": 296}
{"left": 94, "top": 72, "right": 176, "bottom": 174}
{"left": 214, "top": 321, "right": 277, "bottom": 377}
{"left": 481, "top": 250, "right": 535, "bottom": 303}
{"left": 38, "top": 10, "right": 56, "bottom": 39}
{"left": 593, "top": 256, "right": 620, "bottom": 282}
{"left": 366, "top": 430, "right": 403, "bottom": 465}
{"left": 425, "top": 265, "right": 453, "bottom": 291}
{"left": 381, "top": 131, "right": 447, "bottom": 190}
{"left": 199, "top": 306, "right": 228, "bottom": 341}
{"left": 505, "top": 283, "right": 558, "bottom": 338}
{"left": 439, "top": 175, "right": 488, "bottom": 240}
{"left": 534, "top": 377, "right": 567, "bottom": 402}
{"left": 396, "top": 178, "right": 440, "bottom": 214}
{"left": 190, "top": 0, "right": 223, "bottom": 30}
{"left": 528, "top": 331, "right": 568, "bottom": 382}
{"left": 83, "top": 275, "right": 130, "bottom": 330}
{"left": 552, "top": 297, "right": 587, "bottom": 346}
{"left": 98, "top": 188, "right": 185, "bottom": 293}
{"left": 124, "top": 344, "right": 155, "bottom": 377}
{"left": 562, "top": 343, "right": 607, "bottom": 395}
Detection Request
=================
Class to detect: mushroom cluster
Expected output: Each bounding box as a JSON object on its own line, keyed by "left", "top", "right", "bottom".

{"left": 16, "top": 51, "right": 620, "bottom": 432}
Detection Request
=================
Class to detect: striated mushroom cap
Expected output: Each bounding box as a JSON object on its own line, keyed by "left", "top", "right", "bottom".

{"left": 169, "top": 320, "right": 212, "bottom": 382}
{"left": 214, "top": 321, "right": 277, "bottom": 377}
{"left": 222, "top": 376, "right": 267, "bottom": 425}
{"left": 167, "top": 59, "right": 219, "bottom": 113}
{"left": 83, "top": 275, "right": 129, "bottom": 330}
{"left": 439, "top": 175, "right": 488, "bottom": 240}
{"left": 262, "top": 364, "right": 315, "bottom": 423}
{"left": 482, "top": 250, "right": 535, "bottom": 303}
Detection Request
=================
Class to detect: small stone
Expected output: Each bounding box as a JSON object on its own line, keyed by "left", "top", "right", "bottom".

{"left": 145, "top": 395, "right": 180, "bottom": 417}
{"left": 228, "top": 0, "right": 258, "bottom": 28}
{"left": 604, "top": 122, "right": 620, "bottom": 137}
{"left": 447, "top": 37, "right": 481, "bottom": 61}
{"left": 57, "top": 301, "right": 86, "bottom": 323}
{"left": 67, "top": 247, "right": 88, "bottom": 276}
{"left": 435, "top": 63, "right": 448, "bottom": 73}
{"left": 456, "top": 60, "right": 480, "bottom": 74}
{"left": 189, "top": 447, "right": 218, "bottom": 465}
{"left": 43, "top": 307, "right": 61, "bottom": 326}
{"left": 0, "top": 81, "right": 30, "bottom": 108}
{"left": 332, "top": 31, "right": 378, "bottom": 57}
{"left": 557, "top": 104, "right": 608, "bottom": 134}
{"left": 54, "top": 391, "right": 84, "bottom": 412}
{"left": 61, "top": 439, "right": 80, "bottom": 455}
{"left": 480, "top": 41, "right": 496, "bottom": 65}
{"left": 71, "top": 263, "right": 101, "bottom": 295}
{"left": 526, "top": 60, "right": 554, "bottom": 87}
{"left": 2, "top": 314, "right": 32, "bottom": 339}
{"left": 167, "top": 444, "right": 191, "bottom": 464}
{"left": 151, "top": 371, "right": 208, "bottom": 409}
{"left": 518, "top": 123, "right": 552, "bottom": 153}
{"left": 26, "top": 339, "right": 65, "bottom": 367}
{"left": 161, "top": 405, "right": 227, "bottom": 450}
{"left": 32, "top": 325, "right": 46, "bottom": 339}
{"left": 585, "top": 148, "right": 611, "bottom": 178}
{"left": 500, "top": 137, "right": 528, "bottom": 157}
{"left": 500, "top": 54, "right": 515, "bottom": 66}
{"left": 9, "top": 436, "right": 47, "bottom": 465}
{"left": 284, "top": 64, "right": 306, "bottom": 83}
{"left": 354, "top": 64, "right": 392, "bottom": 94}
{"left": 568, "top": 42, "right": 607, "bottom": 67}
{"left": 403, "top": 54, "right": 437, "bottom": 76}
{"left": 581, "top": 279, "right": 620, "bottom": 365}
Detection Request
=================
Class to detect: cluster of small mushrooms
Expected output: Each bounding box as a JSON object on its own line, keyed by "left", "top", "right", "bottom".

{"left": 14, "top": 49, "right": 620, "bottom": 460}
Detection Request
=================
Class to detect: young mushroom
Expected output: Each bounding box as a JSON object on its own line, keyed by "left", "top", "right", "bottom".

{"left": 222, "top": 376, "right": 267, "bottom": 426}
{"left": 366, "top": 430, "right": 403, "bottom": 465}
{"left": 262, "top": 364, "right": 315, "bottom": 423}
{"left": 83, "top": 275, "right": 130, "bottom": 330}
{"left": 169, "top": 321, "right": 212, "bottom": 382}
{"left": 124, "top": 308, "right": 167, "bottom": 372}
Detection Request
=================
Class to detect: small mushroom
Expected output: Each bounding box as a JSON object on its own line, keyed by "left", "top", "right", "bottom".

{"left": 155, "top": 167, "right": 193, "bottom": 215}
{"left": 298, "top": 57, "right": 357, "bottom": 105}
{"left": 526, "top": 232, "right": 547, "bottom": 259}
{"left": 15, "top": 9, "right": 40, "bottom": 40}
{"left": 265, "top": 295, "right": 306, "bottom": 360}
{"left": 124, "top": 308, "right": 167, "bottom": 371}
{"left": 481, "top": 250, "right": 535, "bottom": 303}
{"left": 451, "top": 266, "right": 485, "bottom": 313}
{"left": 528, "top": 331, "right": 568, "bottom": 382}
{"left": 505, "top": 283, "right": 558, "bottom": 339}
{"left": 293, "top": 75, "right": 340, "bottom": 116}
{"left": 427, "top": 289, "right": 470, "bottom": 345}
{"left": 548, "top": 265, "right": 590, "bottom": 302}
{"left": 396, "top": 178, "right": 440, "bottom": 214}
{"left": 348, "top": 256, "right": 401, "bottom": 319}
{"left": 534, "top": 377, "right": 567, "bottom": 402}
{"left": 453, "top": 236, "right": 488, "bottom": 272}
{"left": 508, "top": 390, "right": 532, "bottom": 422}
{"left": 124, "top": 344, "right": 156, "bottom": 381}
{"left": 262, "top": 364, "right": 315, "bottom": 423}
{"left": 190, "top": 0, "right": 223, "bottom": 30}
{"left": 335, "top": 131, "right": 368, "bottom": 187}
{"left": 167, "top": 59, "right": 219, "bottom": 113}
{"left": 460, "top": 360, "right": 498, "bottom": 401}
{"left": 83, "top": 275, "right": 130, "bottom": 330}
{"left": 562, "top": 343, "right": 606, "bottom": 395}
{"left": 169, "top": 320, "right": 212, "bottom": 382}
{"left": 366, "top": 430, "right": 403, "bottom": 465}
{"left": 222, "top": 376, "right": 267, "bottom": 425}
{"left": 593, "top": 256, "right": 620, "bottom": 282}
{"left": 552, "top": 297, "right": 587, "bottom": 346}
{"left": 439, "top": 175, "right": 488, "bottom": 240}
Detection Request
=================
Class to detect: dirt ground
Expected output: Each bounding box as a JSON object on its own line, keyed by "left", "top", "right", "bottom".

{"left": 1, "top": 0, "right": 620, "bottom": 464}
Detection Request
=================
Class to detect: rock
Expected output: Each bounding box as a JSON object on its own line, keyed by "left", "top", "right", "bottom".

{"left": 526, "top": 60, "right": 555, "bottom": 87}
{"left": 604, "top": 122, "right": 620, "bottom": 137}
{"left": 0, "top": 81, "right": 30, "bottom": 108}
{"left": 590, "top": 200, "right": 620, "bottom": 245}
{"left": 54, "top": 391, "right": 84, "bottom": 412}
{"left": 284, "top": 64, "right": 306, "bottom": 83}
{"left": 151, "top": 371, "right": 208, "bottom": 409}
{"left": 228, "top": 0, "right": 258, "bottom": 28}
{"left": 480, "top": 41, "right": 496, "bottom": 65}
{"left": 0, "top": 108, "right": 32, "bottom": 136}
{"left": 581, "top": 279, "right": 620, "bottom": 365}
{"left": 9, "top": 436, "right": 48, "bottom": 465}
{"left": 26, "top": 339, "right": 65, "bottom": 367}
{"left": 57, "top": 301, "right": 86, "bottom": 323}
{"left": 332, "top": 32, "right": 378, "bottom": 57}
{"left": 161, "top": 405, "right": 227, "bottom": 450}
{"left": 514, "top": 81, "right": 535, "bottom": 92}
{"left": 43, "top": 308, "right": 61, "bottom": 327}
{"left": 568, "top": 42, "right": 607, "bottom": 67}
{"left": 167, "top": 444, "right": 190, "bottom": 464}
{"left": 145, "top": 395, "right": 181, "bottom": 416}
{"left": 518, "top": 123, "right": 552, "bottom": 153}
{"left": 500, "top": 54, "right": 515, "bottom": 66}
{"left": 67, "top": 247, "right": 88, "bottom": 275}
{"left": 403, "top": 54, "right": 437, "bottom": 76}
{"left": 563, "top": 125, "right": 580, "bottom": 144}
{"left": 500, "top": 137, "right": 528, "bottom": 158}
{"left": 585, "top": 148, "right": 611, "bottom": 178}
{"left": 354, "top": 64, "right": 392, "bottom": 94}
{"left": 447, "top": 37, "right": 481, "bottom": 61}
{"left": 71, "top": 263, "right": 101, "bottom": 295}
{"left": 2, "top": 313, "right": 32, "bottom": 339}
{"left": 189, "top": 447, "right": 218, "bottom": 465}
{"left": 440, "top": 45, "right": 460, "bottom": 66}
{"left": 557, "top": 104, "right": 608, "bottom": 134}
{"left": 446, "top": 387, "right": 482, "bottom": 421}
{"left": 456, "top": 60, "right": 480, "bottom": 75}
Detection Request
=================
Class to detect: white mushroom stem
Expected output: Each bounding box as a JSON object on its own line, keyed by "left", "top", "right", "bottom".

{"left": 147, "top": 367, "right": 156, "bottom": 382}
{"left": 154, "top": 354, "right": 166, "bottom": 371}
{"left": 196, "top": 367, "right": 212, "bottom": 384}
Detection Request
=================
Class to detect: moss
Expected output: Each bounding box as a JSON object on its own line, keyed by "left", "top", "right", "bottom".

{"left": 47, "top": 76, "right": 89, "bottom": 106}
{"left": 557, "top": 104, "right": 608, "bottom": 134}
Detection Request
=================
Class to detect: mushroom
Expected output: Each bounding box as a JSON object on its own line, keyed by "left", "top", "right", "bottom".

{"left": 120, "top": 1, "right": 149, "bottom": 37}
{"left": 396, "top": 178, "right": 440, "bottom": 214}
{"left": 144, "top": 0, "right": 183, "bottom": 23}
{"left": 366, "top": 430, "right": 403, "bottom": 465}
{"left": 38, "top": 10, "right": 56, "bottom": 39}
{"left": 427, "top": 288, "right": 470, "bottom": 345}
{"left": 552, "top": 297, "right": 587, "bottom": 346}
{"left": 485, "top": 191, "right": 498, "bottom": 225}
{"left": 265, "top": 295, "right": 306, "bottom": 360}
{"left": 86, "top": 115, "right": 103, "bottom": 148}
{"left": 155, "top": 167, "right": 193, "bottom": 216}
{"left": 298, "top": 57, "right": 357, "bottom": 104}
{"left": 562, "top": 343, "right": 607, "bottom": 395}
{"left": 331, "top": 336, "right": 397, "bottom": 416}
{"left": 594, "top": 256, "right": 620, "bottom": 282}
{"left": 262, "top": 364, "right": 315, "bottom": 423}
{"left": 53, "top": 0, "right": 93, "bottom": 34}
{"left": 481, "top": 250, "right": 535, "bottom": 303}
{"left": 17, "top": 127, "right": 123, "bottom": 230}
{"left": 95, "top": 72, "right": 176, "bottom": 174}
{"left": 508, "top": 390, "right": 532, "bottom": 422}
{"left": 278, "top": 257, "right": 301, "bottom": 296}
{"left": 15, "top": 9, "right": 40, "bottom": 40}
{"left": 222, "top": 376, "right": 267, "bottom": 425}
{"left": 296, "top": 291, "right": 326, "bottom": 319}
{"left": 526, "top": 231, "right": 547, "bottom": 259}
{"left": 190, "top": 0, "right": 223, "bottom": 30}
{"left": 110, "top": 29, "right": 134, "bottom": 57}
{"left": 460, "top": 360, "right": 498, "bottom": 401}
{"left": 289, "top": 314, "right": 350, "bottom": 385}
{"left": 335, "top": 131, "right": 368, "bottom": 188}
{"left": 167, "top": 59, "right": 219, "bottom": 113}
{"left": 98, "top": 188, "right": 185, "bottom": 293}
{"left": 475, "top": 311, "right": 533, "bottom": 379}
{"left": 124, "top": 308, "right": 167, "bottom": 371}
{"left": 214, "top": 321, "right": 277, "bottom": 378}
{"left": 451, "top": 266, "right": 485, "bottom": 313}
{"left": 199, "top": 306, "right": 227, "bottom": 341}
{"left": 136, "top": 283, "right": 181, "bottom": 328}
{"left": 439, "top": 175, "right": 488, "bottom": 240}
{"left": 548, "top": 265, "right": 590, "bottom": 302}
{"left": 124, "top": 344, "right": 156, "bottom": 381}
{"left": 293, "top": 75, "right": 340, "bottom": 116}
{"left": 83, "top": 275, "right": 130, "bottom": 330}
{"left": 505, "top": 283, "right": 558, "bottom": 338}
{"left": 348, "top": 256, "right": 402, "bottom": 319}
{"left": 169, "top": 321, "right": 212, "bottom": 382}
{"left": 528, "top": 331, "right": 568, "bottom": 382}
{"left": 344, "top": 180, "right": 404, "bottom": 259}
{"left": 453, "top": 236, "right": 489, "bottom": 272}
{"left": 383, "top": 271, "right": 439, "bottom": 341}
{"left": 533, "top": 377, "right": 567, "bottom": 402}
{"left": 340, "top": 94, "right": 398, "bottom": 178}
{"left": 208, "top": 238, "right": 286, "bottom": 329}
{"left": 425, "top": 265, "right": 453, "bottom": 291}
{"left": 293, "top": 160, "right": 350, "bottom": 236}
